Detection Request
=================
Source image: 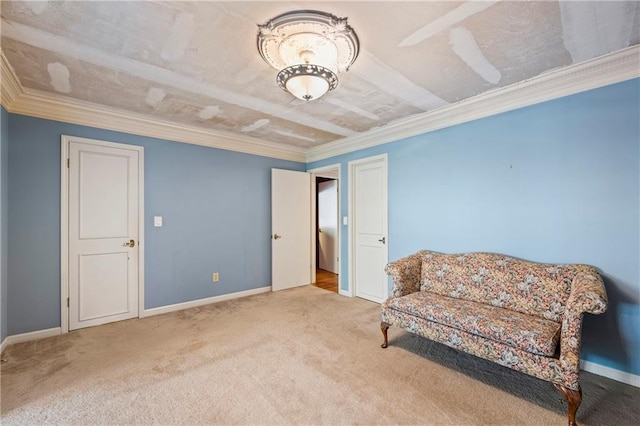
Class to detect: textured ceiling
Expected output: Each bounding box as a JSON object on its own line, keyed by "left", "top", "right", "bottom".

{"left": 1, "top": 1, "right": 639, "bottom": 150}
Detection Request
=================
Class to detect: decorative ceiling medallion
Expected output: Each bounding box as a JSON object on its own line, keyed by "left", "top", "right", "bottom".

{"left": 258, "top": 10, "right": 360, "bottom": 101}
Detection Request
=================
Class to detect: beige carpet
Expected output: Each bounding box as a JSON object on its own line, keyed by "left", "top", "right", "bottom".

{"left": 1, "top": 286, "right": 638, "bottom": 425}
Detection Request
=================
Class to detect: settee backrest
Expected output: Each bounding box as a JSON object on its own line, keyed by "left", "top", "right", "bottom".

{"left": 419, "top": 251, "right": 597, "bottom": 322}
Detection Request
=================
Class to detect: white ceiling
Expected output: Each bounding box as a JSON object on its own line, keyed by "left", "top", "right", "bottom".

{"left": 1, "top": 1, "right": 639, "bottom": 153}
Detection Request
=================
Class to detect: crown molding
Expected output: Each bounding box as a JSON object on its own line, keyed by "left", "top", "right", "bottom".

{"left": 1, "top": 51, "right": 22, "bottom": 107}
{"left": 10, "top": 88, "right": 307, "bottom": 161}
{"left": 306, "top": 45, "right": 640, "bottom": 163}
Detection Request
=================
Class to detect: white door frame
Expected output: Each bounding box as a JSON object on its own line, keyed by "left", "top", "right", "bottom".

{"left": 307, "top": 164, "right": 342, "bottom": 294}
{"left": 60, "top": 135, "right": 145, "bottom": 333}
{"left": 347, "top": 154, "right": 388, "bottom": 299}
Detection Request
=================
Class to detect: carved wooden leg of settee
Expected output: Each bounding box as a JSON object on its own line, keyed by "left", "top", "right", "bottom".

{"left": 380, "top": 322, "right": 390, "bottom": 348}
{"left": 554, "top": 384, "right": 582, "bottom": 426}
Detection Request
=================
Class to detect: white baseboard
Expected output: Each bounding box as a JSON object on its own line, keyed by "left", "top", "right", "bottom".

{"left": 339, "top": 289, "right": 352, "bottom": 297}
{"left": 2, "top": 327, "right": 62, "bottom": 351}
{"left": 0, "top": 336, "right": 7, "bottom": 355}
{"left": 143, "top": 286, "right": 272, "bottom": 317}
{"left": 581, "top": 359, "right": 640, "bottom": 388}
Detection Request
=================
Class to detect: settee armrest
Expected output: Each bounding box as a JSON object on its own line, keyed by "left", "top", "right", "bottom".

{"left": 557, "top": 270, "right": 608, "bottom": 389}
{"left": 385, "top": 251, "right": 424, "bottom": 299}
{"left": 566, "top": 271, "right": 608, "bottom": 315}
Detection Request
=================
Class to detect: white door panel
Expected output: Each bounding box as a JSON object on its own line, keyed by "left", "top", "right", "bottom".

{"left": 78, "top": 252, "right": 130, "bottom": 321}
{"left": 272, "top": 169, "right": 311, "bottom": 291}
{"left": 355, "top": 166, "right": 384, "bottom": 233}
{"left": 78, "top": 152, "right": 130, "bottom": 238}
{"left": 355, "top": 243, "right": 386, "bottom": 301}
{"left": 68, "top": 140, "right": 140, "bottom": 330}
{"left": 351, "top": 155, "right": 388, "bottom": 303}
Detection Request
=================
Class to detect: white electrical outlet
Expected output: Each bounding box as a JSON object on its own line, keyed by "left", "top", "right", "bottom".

{"left": 212, "top": 272, "right": 219, "bottom": 282}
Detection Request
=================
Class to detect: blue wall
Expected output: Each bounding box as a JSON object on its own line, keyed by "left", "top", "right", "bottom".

{"left": 309, "top": 79, "right": 640, "bottom": 376}
{"left": 1, "top": 106, "right": 8, "bottom": 342}
{"left": 7, "top": 115, "right": 304, "bottom": 335}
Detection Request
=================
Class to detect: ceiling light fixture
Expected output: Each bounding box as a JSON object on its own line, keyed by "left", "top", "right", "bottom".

{"left": 257, "top": 10, "right": 359, "bottom": 102}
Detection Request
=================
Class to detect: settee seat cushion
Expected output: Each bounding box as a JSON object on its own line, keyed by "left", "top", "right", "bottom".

{"left": 385, "top": 291, "right": 561, "bottom": 357}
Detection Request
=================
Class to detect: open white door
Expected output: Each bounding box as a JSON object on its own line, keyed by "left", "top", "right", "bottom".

{"left": 350, "top": 155, "right": 388, "bottom": 303}
{"left": 272, "top": 169, "right": 311, "bottom": 291}
{"left": 318, "top": 179, "right": 338, "bottom": 274}
{"left": 65, "top": 137, "right": 143, "bottom": 330}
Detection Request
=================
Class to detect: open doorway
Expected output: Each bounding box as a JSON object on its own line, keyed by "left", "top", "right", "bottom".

{"left": 316, "top": 176, "right": 338, "bottom": 292}
{"left": 308, "top": 165, "right": 340, "bottom": 294}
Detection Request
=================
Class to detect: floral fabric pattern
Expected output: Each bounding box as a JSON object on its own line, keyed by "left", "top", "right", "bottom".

{"left": 418, "top": 251, "right": 600, "bottom": 322}
{"left": 385, "top": 251, "right": 425, "bottom": 298}
{"left": 386, "top": 291, "right": 561, "bottom": 356}
{"left": 382, "top": 250, "right": 608, "bottom": 391}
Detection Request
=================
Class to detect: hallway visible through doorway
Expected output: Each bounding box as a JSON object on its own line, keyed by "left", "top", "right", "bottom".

{"left": 313, "top": 269, "right": 338, "bottom": 293}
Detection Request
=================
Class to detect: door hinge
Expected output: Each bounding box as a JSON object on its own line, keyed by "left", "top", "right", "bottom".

{"left": 67, "top": 158, "right": 70, "bottom": 168}
{"left": 67, "top": 297, "right": 70, "bottom": 307}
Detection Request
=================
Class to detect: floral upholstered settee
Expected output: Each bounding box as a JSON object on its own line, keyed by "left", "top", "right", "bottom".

{"left": 380, "top": 250, "right": 607, "bottom": 426}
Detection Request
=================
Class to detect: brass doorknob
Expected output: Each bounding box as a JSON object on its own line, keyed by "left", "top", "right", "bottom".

{"left": 273, "top": 234, "right": 282, "bottom": 240}
{"left": 123, "top": 239, "right": 135, "bottom": 248}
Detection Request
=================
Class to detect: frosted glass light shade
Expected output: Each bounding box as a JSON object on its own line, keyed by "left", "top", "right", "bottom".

{"left": 286, "top": 75, "right": 330, "bottom": 101}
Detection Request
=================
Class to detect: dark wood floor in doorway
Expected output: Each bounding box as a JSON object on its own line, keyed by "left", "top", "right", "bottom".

{"left": 313, "top": 269, "right": 338, "bottom": 293}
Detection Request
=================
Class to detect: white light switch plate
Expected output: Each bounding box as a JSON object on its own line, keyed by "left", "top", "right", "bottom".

{"left": 154, "top": 216, "right": 163, "bottom": 227}
{"left": 343, "top": 216, "right": 348, "bottom": 225}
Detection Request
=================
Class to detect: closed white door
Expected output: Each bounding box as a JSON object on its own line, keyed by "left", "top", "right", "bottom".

{"left": 272, "top": 169, "right": 311, "bottom": 291}
{"left": 68, "top": 139, "right": 141, "bottom": 330}
{"left": 318, "top": 179, "right": 338, "bottom": 274}
{"left": 350, "top": 155, "right": 388, "bottom": 303}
